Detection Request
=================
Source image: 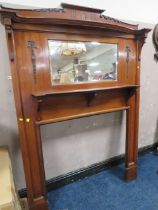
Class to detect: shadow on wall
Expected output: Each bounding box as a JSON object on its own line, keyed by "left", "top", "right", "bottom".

{"left": 41, "top": 111, "right": 125, "bottom": 180}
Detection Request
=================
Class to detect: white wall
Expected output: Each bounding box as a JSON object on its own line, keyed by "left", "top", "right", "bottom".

{"left": 0, "top": 1, "right": 158, "bottom": 190}
{"left": 0, "top": 0, "right": 158, "bottom": 24}
{"left": 0, "top": 23, "right": 25, "bottom": 187}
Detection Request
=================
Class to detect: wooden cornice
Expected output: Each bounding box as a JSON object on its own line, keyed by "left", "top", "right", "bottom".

{"left": 0, "top": 3, "right": 151, "bottom": 36}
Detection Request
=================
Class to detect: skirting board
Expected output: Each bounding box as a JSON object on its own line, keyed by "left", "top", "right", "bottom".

{"left": 18, "top": 142, "right": 158, "bottom": 198}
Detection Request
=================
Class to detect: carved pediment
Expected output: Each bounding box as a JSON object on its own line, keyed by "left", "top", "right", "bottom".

{"left": 0, "top": 3, "right": 140, "bottom": 33}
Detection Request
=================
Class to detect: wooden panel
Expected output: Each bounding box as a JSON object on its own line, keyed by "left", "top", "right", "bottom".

{"left": 13, "top": 30, "right": 138, "bottom": 95}
{"left": 37, "top": 89, "right": 129, "bottom": 123}
{"left": 16, "top": 30, "right": 138, "bottom": 94}
{"left": 118, "top": 39, "right": 137, "bottom": 85}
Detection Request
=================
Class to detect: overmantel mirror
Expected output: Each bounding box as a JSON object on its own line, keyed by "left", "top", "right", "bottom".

{"left": 0, "top": 3, "right": 150, "bottom": 210}
{"left": 48, "top": 40, "right": 118, "bottom": 85}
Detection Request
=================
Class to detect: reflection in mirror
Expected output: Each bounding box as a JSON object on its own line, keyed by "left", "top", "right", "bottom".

{"left": 48, "top": 40, "right": 118, "bottom": 85}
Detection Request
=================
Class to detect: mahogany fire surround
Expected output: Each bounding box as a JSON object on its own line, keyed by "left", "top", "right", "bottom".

{"left": 0, "top": 3, "right": 150, "bottom": 210}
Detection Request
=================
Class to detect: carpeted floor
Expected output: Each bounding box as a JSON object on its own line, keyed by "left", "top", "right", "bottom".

{"left": 48, "top": 152, "right": 158, "bottom": 210}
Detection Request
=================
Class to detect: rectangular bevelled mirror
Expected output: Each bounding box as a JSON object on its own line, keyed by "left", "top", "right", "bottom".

{"left": 48, "top": 40, "right": 118, "bottom": 85}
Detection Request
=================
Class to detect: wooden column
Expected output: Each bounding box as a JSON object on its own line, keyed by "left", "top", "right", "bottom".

{"left": 5, "top": 26, "right": 48, "bottom": 210}
{"left": 125, "top": 88, "right": 139, "bottom": 180}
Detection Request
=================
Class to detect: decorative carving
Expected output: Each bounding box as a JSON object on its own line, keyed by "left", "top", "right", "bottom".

{"left": 137, "top": 40, "right": 145, "bottom": 62}
{"left": 0, "top": 4, "right": 140, "bottom": 32}
{"left": 100, "top": 14, "right": 121, "bottom": 23}
{"left": 28, "top": 40, "right": 37, "bottom": 83}
{"left": 136, "top": 28, "right": 151, "bottom": 62}
{"left": 125, "top": 46, "right": 131, "bottom": 79}
{"left": 33, "top": 8, "right": 65, "bottom": 13}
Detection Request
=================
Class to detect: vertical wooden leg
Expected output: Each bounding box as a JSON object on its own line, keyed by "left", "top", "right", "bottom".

{"left": 30, "top": 198, "right": 49, "bottom": 210}
{"left": 125, "top": 88, "right": 139, "bottom": 181}
{"left": 19, "top": 122, "right": 49, "bottom": 210}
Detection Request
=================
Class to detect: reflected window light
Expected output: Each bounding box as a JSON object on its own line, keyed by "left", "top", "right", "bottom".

{"left": 91, "top": 41, "right": 101, "bottom": 45}
{"left": 94, "top": 70, "right": 102, "bottom": 74}
{"left": 85, "top": 70, "right": 90, "bottom": 73}
{"left": 50, "top": 49, "right": 57, "bottom": 55}
{"left": 88, "top": 62, "right": 99, "bottom": 67}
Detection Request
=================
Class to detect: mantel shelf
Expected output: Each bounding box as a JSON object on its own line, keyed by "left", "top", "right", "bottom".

{"left": 32, "top": 85, "right": 140, "bottom": 98}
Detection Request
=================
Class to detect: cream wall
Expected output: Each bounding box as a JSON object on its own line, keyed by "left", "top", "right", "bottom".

{"left": 0, "top": 1, "right": 158, "bottom": 190}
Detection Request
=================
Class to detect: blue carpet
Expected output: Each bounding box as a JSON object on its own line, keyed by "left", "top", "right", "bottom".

{"left": 48, "top": 152, "right": 158, "bottom": 210}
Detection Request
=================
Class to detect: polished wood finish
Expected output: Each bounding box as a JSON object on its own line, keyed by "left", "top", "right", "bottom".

{"left": 35, "top": 88, "right": 130, "bottom": 124}
{"left": 0, "top": 3, "right": 150, "bottom": 210}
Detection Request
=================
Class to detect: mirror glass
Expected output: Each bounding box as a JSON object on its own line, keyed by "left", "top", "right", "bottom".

{"left": 48, "top": 40, "right": 118, "bottom": 85}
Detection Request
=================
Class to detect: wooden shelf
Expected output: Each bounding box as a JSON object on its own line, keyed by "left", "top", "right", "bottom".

{"left": 36, "top": 106, "right": 130, "bottom": 125}
{"left": 32, "top": 85, "right": 140, "bottom": 98}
